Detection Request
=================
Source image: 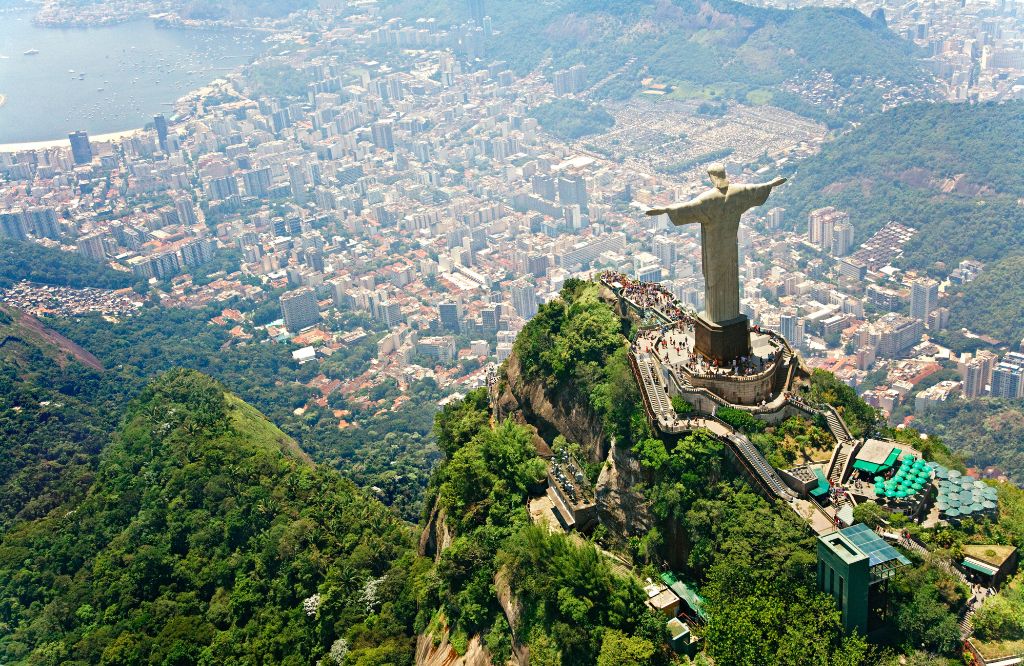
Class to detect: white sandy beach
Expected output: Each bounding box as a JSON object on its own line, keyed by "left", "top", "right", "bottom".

{"left": 0, "top": 127, "right": 143, "bottom": 153}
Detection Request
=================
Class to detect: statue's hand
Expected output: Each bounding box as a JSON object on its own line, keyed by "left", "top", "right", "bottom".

{"left": 646, "top": 208, "right": 666, "bottom": 216}
{"left": 770, "top": 176, "right": 788, "bottom": 187}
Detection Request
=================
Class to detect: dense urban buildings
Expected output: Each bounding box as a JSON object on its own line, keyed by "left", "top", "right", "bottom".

{"left": 0, "top": 0, "right": 1015, "bottom": 429}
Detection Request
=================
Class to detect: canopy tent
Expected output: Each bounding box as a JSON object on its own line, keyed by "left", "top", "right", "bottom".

{"left": 962, "top": 558, "right": 999, "bottom": 577}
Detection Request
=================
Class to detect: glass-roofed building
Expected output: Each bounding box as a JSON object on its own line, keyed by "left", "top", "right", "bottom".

{"left": 817, "top": 523, "right": 911, "bottom": 634}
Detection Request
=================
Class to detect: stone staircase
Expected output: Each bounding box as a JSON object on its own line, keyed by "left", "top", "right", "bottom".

{"left": 958, "top": 605, "right": 976, "bottom": 639}
{"left": 829, "top": 448, "right": 849, "bottom": 486}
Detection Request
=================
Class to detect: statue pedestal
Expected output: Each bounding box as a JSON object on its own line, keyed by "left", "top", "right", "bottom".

{"left": 693, "top": 314, "right": 750, "bottom": 364}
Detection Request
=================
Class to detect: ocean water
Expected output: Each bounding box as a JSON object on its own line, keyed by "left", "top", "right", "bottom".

{"left": 0, "top": 8, "right": 262, "bottom": 143}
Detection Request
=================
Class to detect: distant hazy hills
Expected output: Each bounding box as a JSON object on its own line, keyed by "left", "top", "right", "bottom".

{"left": 384, "top": 0, "right": 929, "bottom": 123}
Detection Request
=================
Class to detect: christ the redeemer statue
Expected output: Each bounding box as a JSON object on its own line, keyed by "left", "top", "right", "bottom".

{"left": 647, "top": 164, "right": 786, "bottom": 325}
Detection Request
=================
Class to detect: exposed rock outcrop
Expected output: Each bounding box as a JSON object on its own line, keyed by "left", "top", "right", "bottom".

{"left": 496, "top": 352, "right": 605, "bottom": 463}
{"left": 494, "top": 567, "right": 530, "bottom": 666}
{"left": 419, "top": 500, "right": 454, "bottom": 560}
{"left": 416, "top": 628, "right": 493, "bottom": 666}
{"left": 595, "top": 437, "right": 654, "bottom": 544}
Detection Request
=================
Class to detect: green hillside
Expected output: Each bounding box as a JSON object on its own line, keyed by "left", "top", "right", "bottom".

{"left": 0, "top": 239, "right": 133, "bottom": 290}
{"left": 946, "top": 255, "right": 1024, "bottom": 345}
{"left": 0, "top": 369, "right": 418, "bottom": 665}
{"left": 383, "top": 0, "right": 928, "bottom": 124}
{"left": 775, "top": 101, "right": 1024, "bottom": 272}
{"left": 0, "top": 314, "right": 110, "bottom": 532}
{"left": 913, "top": 398, "right": 1024, "bottom": 483}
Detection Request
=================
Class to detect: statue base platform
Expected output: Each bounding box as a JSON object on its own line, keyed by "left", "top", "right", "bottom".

{"left": 693, "top": 314, "right": 750, "bottom": 364}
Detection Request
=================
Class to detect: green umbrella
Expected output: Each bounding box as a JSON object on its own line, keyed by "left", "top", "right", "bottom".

{"left": 885, "top": 489, "right": 896, "bottom": 498}
{"left": 946, "top": 508, "right": 961, "bottom": 517}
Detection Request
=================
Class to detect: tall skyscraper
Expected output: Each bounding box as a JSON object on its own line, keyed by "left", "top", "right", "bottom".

{"left": 243, "top": 168, "right": 273, "bottom": 198}
{"left": 154, "top": 114, "right": 169, "bottom": 152}
{"left": 0, "top": 211, "right": 29, "bottom": 240}
{"left": 831, "top": 222, "right": 854, "bottom": 257}
{"left": 371, "top": 120, "right": 395, "bottom": 152}
{"left": 280, "top": 288, "right": 320, "bottom": 332}
{"left": 76, "top": 232, "right": 107, "bottom": 261}
{"left": 510, "top": 278, "right": 538, "bottom": 319}
{"left": 175, "top": 197, "right": 199, "bottom": 227}
{"left": 467, "top": 0, "right": 486, "bottom": 24}
{"left": 962, "top": 350, "right": 998, "bottom": 398}
{"left": 807, "top": 207, "right": 848, "bottom": 253}
{"left": 766, "top": 207, "right": 785, "bottom": 230}
{"left": 69, "top": 130, "right": 93, "bottom": 165}
{"left": 439, "top": 302, "right": 462, "bottom": 333}
{"left": 909, "top": 277, "right": 939, "bottom": 322}
{"left": 179, "top": 238, "right": 217, "bottom": 267}
{"left": 780, "top": 312, "right": 800, "bottom": 344}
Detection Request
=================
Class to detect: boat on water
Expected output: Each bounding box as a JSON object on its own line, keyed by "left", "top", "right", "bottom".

{"left": 23, "top": 49, "right": 39, "bottom": 56}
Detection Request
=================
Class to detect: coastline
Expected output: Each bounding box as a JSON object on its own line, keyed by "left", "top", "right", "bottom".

{"left": 0, "top": 128, "right": 144, "bottom": 153}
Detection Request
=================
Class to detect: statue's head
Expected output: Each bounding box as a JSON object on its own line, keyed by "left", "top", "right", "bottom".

{"left": 707, "top": 163, "right": 729, "bottom": 190}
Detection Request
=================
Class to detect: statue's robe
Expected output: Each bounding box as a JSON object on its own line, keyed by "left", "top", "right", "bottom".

{"left": 664, "top": 182, "right": 774, "bottom": 324}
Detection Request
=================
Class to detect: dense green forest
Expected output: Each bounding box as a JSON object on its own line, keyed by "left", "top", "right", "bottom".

{"left": 775, "top": 102, "right": 1024, "bottom": 274}
{"left": 382, "top": 0, "right": 927, "bottom": 124}
{"left": 0, "top": 338, "right": 110, "bottom": 531}
{"left": 529, "top": 99, "right": 616, "bottom": 141}
{"left": 0, "top": 239, "right": 133, "bottom": 290}
{"left": 945, "top": 255, "right": 1024, "bottom": 345}
{"left": 48, "top": 305, "right": 438, "bottom": 521}
{"left": 421, "top": 390, "right": 666, "bottom": 663}
{"left": 912, "top": 398, "right": 1024, "bottom": 484}
{"left": 0, "top": 369, "right": 419, "bottom": 665}
{"left": 512, "top": 278, "right": 644, "bottom": 448}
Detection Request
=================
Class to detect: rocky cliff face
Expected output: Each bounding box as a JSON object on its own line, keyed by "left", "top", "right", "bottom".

{"left": 496, "top": 350, "right": 654, "bottom": 546}
{"left": 419, "top": 500, "right": 454, "bottom": 560}
{"left": 495, "top": 353, "right": 606, "bottom": 462}
{"left": 595, "top": 438, "right": 655, "bottom": 544}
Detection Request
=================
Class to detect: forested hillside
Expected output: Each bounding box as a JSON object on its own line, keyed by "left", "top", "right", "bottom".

{"left": 0, "top": 239, "right": 134, "bottom": 290}
{"left": 776, "top": 101, "right": 1024, "bottom": 272}
{"left": 0, "top": 370, "right": 419, "bottom": 665}
{"left": 946, "top": 255, "right": 1024, "bottom": 345}
{"left": 913, "top": 398, "right": 1024, "bottom": 484}
{"left": 50, "top": 305, "right": 437, "bottom": 521}
{"left": 3, "top": 279, "right": 1023, "bottom": 663}
{"left": 382, "top": 0, "right": 927, "bottom": 124}
{"left": 0, "top": 310, "right": 111, "bottom": 531}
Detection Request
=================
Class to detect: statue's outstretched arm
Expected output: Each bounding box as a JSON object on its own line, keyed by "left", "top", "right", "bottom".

{"left": 734, "top": 177, "right": 787, "bottom": 209}
{"left": 646, "top": 198, "right": 703, "bottom": 226}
